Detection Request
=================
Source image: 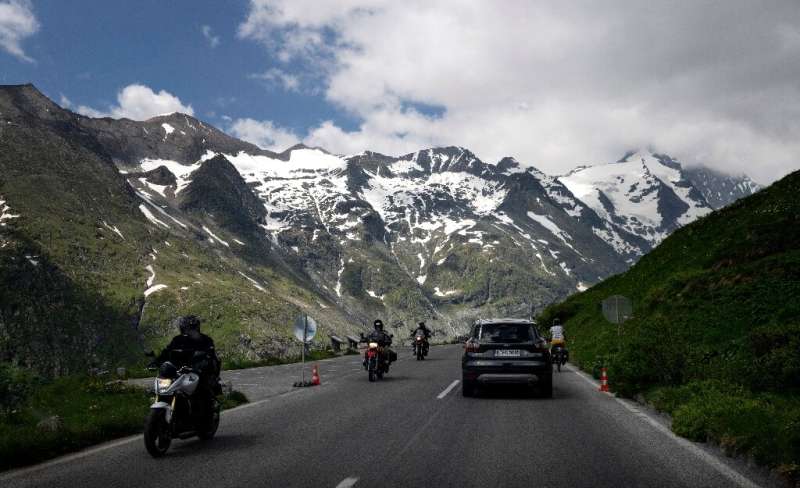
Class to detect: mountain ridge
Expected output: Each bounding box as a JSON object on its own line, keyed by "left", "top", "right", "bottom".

{"left": 0, "top": 84, "right": 761, "bottom": 373}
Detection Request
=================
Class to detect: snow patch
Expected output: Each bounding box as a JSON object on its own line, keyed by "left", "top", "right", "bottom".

{"left": 139, "top": 158, "right": 203, "bottom": 194}
{"left": 102, "top": 221, "right": 125, "bottom": 240}
{"left": 433, "top": 287, "right": 459, "bottom": 297}
{"left": 203, "top": 226, "right": 230, "bottom": 247}
{"left": 139, "top": 204, "right": 169, "bottom": 228}
{"left": 334, "top": 258, "right": 345, "bottom": 297}
{"left": 139, "top": 178, "right": 169, "bottom": 198}
{"left": 161, "top": 123, "right": 174, "bottom": 140}
{"left": 0, "top": 196, "right": 20, "bottom": 226}
{"left": 144, "top": 284, "right": 168, "bottom": 297}
{"left": 238, "top": 271, "right": 266, "bottom": 292}
{"left": 366, "top": 289, "right": 385, "bottom": 300}
{"left": 145, "top": 265, "right": 156, "bottom": 287}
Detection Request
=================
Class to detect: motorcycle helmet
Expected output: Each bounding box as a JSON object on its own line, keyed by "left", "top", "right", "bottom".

{"left": 373, "top": 319, "right": 384, "bottom": 331}
{"left": 553, "top": 317, "right": 561, "bottom": 326}
{"left": 174, "top": 315, "right": 201, "bottom": 334}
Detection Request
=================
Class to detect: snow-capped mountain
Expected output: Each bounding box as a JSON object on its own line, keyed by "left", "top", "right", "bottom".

{"left": 560, "top": 151, "right": 708, "bottom": 259}
{"left": 682, "top": 165, "right": 760, "bottom": 210}
{"left": 0, "top": 84, "right": 761, "bottom": 369}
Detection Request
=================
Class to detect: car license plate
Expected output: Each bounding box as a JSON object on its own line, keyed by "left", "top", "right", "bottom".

{"left": 495, "top": 349, "right": 521, "bottom": 357}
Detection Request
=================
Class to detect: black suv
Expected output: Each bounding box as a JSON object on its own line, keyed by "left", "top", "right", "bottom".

{"left": 461, "top": 319, "right": 552, "bottom": 397}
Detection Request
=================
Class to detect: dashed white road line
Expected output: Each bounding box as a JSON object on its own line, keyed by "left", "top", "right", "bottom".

{"left": 336, "top": 476, "right": 359, "bottom": 487}
{"left": 437, "top": 380, "right": 460, "bottom": 399}
{"left": 567, "top": 365, "right": 762, "bottom": 488}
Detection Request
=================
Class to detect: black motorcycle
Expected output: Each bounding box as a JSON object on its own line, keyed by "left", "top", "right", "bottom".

{"left": 551, "top": 345, "right": 567, "bottom": 372}
{"left": 143, "top": 350, "right": 220, "bottom": 457}
{"left": 413, "top": 334, "right": 429, "bottom": 360}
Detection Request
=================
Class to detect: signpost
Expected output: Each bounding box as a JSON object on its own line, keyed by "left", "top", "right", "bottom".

{"left": 293, "top": 314, "right": 318, "bottom": 385}
{"left": 601, "top": 295, "right": 632, "bottom": 335}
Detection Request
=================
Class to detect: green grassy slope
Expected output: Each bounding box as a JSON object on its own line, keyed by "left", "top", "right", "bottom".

{"left": 0, "top": 98, "right": 356, "bottom": 376}
{"left": 539, "top": 170, "right": 800, "bottom": 478}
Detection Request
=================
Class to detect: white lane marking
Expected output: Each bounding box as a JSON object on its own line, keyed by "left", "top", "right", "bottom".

{"left": 568, "top": 366, "right": 762, "bottom": 488}
{"left": 336, "top": 476, "right": 359, "bottom": 487}
{"left": 437, "top": 380, "right": 460, "bottom": 399}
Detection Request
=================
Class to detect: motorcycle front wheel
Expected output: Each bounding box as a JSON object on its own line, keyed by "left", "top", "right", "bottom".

{"left": 144, "top": 409, "right": 172, "bottom": 457}
{"left": 368, "top": 371, "right": 376, "bottom": 382}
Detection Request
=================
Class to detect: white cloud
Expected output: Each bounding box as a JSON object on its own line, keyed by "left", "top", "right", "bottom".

{"left": 228, "top": 118, "right": 300, "bottom": 152}
{"left": 239, "top": 0, "right": 800, "bottom": 184}
{"left": 77, "top": 84, "right": 194, "bottom": 120}
{"left": 250, "top": 67, "right": 300, "bottom": 92}
{"left": 201, "top": 25, "right": 220, "bottom": 48}
{"left": 0, "top": 0, "right": 39, "bottom": 62}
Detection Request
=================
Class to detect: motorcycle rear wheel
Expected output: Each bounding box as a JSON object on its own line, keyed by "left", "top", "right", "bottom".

{"left": 144, "top": 410, "right": 172, "bottom": 457}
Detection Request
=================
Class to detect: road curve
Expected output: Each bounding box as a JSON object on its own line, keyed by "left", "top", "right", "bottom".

{"left": 2, "top": 345, "right": 778, "bottom": 488}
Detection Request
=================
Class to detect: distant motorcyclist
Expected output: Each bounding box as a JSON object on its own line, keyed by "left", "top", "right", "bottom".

{"left": 363, "top": 319, "right": 397, "bottom": 365}
{"left": 365, "top": 319, "right": 392, "bottom": 346}
{"left": 156, "top": 315, "right": 222, "bottom": 417}
{"left": 412, "top": 321, "right": 432, "bottom": 340}
{"left": 412, "top": 321, "right": 431, "bottom": 357}
{"left": 549, "top": 318, "right": 566, "bottom": 350}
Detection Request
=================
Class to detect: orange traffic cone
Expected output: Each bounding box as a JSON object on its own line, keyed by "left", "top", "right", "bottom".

{"left": 599, "top": 367, "right": 610, "bottom": 392}
{"left": 311, "top": 364, "right": 321, "bottom": 386}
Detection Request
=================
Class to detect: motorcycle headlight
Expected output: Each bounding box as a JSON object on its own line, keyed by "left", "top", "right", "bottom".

{"left": 368, "top": 342, "right": 379, "bottom": 348}
{"left": 157, "top": 378, "right": 172, "bottom": 392}
{"left": 416, "top": 336, "right": 422, "bottom": 340}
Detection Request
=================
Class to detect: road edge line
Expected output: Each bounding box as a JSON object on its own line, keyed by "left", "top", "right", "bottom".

{"left": 567, "top": 365, "right": 762, "bottom": 488}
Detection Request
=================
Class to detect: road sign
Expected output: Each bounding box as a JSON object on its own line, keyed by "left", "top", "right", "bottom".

{"left": 293, "top": 314, "right": 317, "bottom": 343}
{"left": 292, "top": 314, "right": 318, "bottom": 386}
{"left": 602, "top": 295, "right": 632, "bottom": 325}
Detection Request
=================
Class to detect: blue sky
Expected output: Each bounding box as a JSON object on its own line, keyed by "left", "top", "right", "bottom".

{"left": 1, "top": 0, "right": 799, "bottom": 182}
{"left": 1, "top": 1, "right": 358, "bottom": 135}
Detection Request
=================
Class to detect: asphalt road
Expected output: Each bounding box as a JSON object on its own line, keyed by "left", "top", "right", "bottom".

{"left": 1, "top": 345, "right": 779, "bottom": 488}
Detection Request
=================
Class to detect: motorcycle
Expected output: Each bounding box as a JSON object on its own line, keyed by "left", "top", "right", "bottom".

{"left": 413, "top": 335, "right": 429, "bottom": 360}
{"left": 364, "top": 341, "right": 390, "bottom": 381}
{"left": 143, "top": 351, "right": 220, "bottom": 457}
{"left": 551, "top": 345, "right": 567, "bottom": 372}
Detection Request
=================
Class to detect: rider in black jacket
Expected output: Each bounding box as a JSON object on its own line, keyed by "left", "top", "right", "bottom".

{"left": 364, "top": 319, "right": 397, "bottom": 365}
{"left": 414, "top": 321, "right": 432, "bottom": 339}
{"left": 412, "top": 321, "right": 432, "bottom": 355}
{"left": 156, "top": 315, "right": 222, "bottom": 418}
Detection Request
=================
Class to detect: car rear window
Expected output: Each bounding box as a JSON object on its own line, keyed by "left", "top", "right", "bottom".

{"left": 475, "top": 323, "right": 535, "bottom": 343}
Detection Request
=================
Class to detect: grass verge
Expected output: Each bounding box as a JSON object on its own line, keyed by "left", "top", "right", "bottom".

{"left": 0, "top": 374, "right": 248, "bottom": 472}
{"left": 222, "top": 349, "right": 340, "bottom": 370}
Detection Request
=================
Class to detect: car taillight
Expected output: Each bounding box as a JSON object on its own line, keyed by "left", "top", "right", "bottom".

{"left": 465, "top": 341, "right": 480, "bottom": 353}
